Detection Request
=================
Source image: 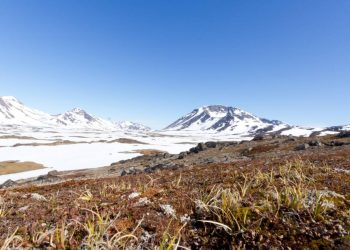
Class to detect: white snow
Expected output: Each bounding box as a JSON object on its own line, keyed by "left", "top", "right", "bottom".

{"left": 0, "top": 129, "right": 196, "bottom": 184}
{"left": 164, "top": 105, "right": 287, "bottom": 136}
{"left": 0, "top": 96, "right": 150, "bottom": 132}
{"left": 0, "top": 97, "right": 347, "bottom": 185}
{"left": 280, "top": 127, "right": 322, "bottom": 137}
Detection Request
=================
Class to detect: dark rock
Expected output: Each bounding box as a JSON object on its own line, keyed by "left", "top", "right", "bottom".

{"left": 189, "top": 143, "right": 207, "bottom": 154}
{"left": 0, "top": 179, "right": 17, "bottom": 189}
{"left": 252, "top": 135, "right": 265, "bottom": 141}
{"left": 308, "top": 140, "right": 323, "bottom": 147}
{"left": 197, "top": 143, "right": 206, "bottom": 151}
{"left": 334, "top": 141, "right": 345, "bottom": 146}
{"left": 309, "top": 131, "right": 321, "bottom": 137}
{"left": 37, "top": 174, "right": 61, "bottom": 183}
{"left": 162, "top": 153, "right": 170, "bottom": 158}
{"left": 189, "top": 147, "right": 199, "bottom": 154}
{"left": 129, "top": 167, "right": 142, "bottom": 175}
{"left": 241, "top": 147, "right": 253, "bottom": 156}
{"left": 295, "top": 144, "right": 309, "bottom": 151}
{"left": 202, "top": 158, "right": 215, "bottom": 164}
{"left": 326, "top": 141, "right": 346, "bottom": 147}
{"left": 47, "top": 170, "right": 59, "bottom": 176}
{"left": 337, "top": 131, "right": 350, "bottom": 138}
{"left": 239, "top": 140, "right": 250, "bottom": 145}
{"left": 178, "top": 152, "right": 187, "bottom": 159}
{"left": 121, "top": 169, "right": 127, "bottom": 176}
{"left": 284, "top": 137, "right": 297, "bottom": 143}
{"left": 204, "top": 141, "right": 217, "bottom": 148}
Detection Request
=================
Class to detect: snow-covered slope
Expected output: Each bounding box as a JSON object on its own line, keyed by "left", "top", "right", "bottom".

{"left": 0, "top": 96, "right": 149, "bottom": 131}
{"left": 0, "top": 96, "right": 56, "bottom": 127}
{"left": 54, "top": 108, "right": 116, "bottom": 130}
{"left": 164, "top": 105, "right": 289, "bottom": 135}
{"left": 114, "top": 121, "right": 151, "bottom": 131}
{"left": 342, "top": 124, "right": 350, "bottom": 130}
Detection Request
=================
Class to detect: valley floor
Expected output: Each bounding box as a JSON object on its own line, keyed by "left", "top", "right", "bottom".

{"left": 0, "top": 134, "right": 349, "bottom": 249}
{"left": 0, "top": 129, "right": 199, "bottom": 183}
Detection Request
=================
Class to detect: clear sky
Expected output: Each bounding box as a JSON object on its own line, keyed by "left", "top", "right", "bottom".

{"left": 1, "top": 0, "right": 349, "bottom": 129}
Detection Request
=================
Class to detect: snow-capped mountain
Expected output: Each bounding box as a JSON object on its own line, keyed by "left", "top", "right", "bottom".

{"left": 0, "top": 96, "right": 56, "bottom": 127}
{"left": 54, "top": 108, "right": 116, "bottom": 130}
{"left": 114, "top": 121, "right": 151, "bottom": 131}
{"left": 0, "top": 96, "right": 149, "bottom": 131}
{"left": 164, "top": 105, "right": 289, "bottom": 135}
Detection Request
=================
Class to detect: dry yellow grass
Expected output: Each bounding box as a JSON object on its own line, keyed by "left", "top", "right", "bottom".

{"left": 0, "top": 161, "right": 45, "bottom": 175}
{"left": 130, "top": 149, "right": 167, "bottom": 155}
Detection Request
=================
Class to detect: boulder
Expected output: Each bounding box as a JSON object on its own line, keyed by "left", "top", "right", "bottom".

{"left": 295, "top": 144, "right": 309, "bottom": 151}
{"left": 252, "top": 135, "right": 265, "bottom": 141}
{"left": 178, "top": 152, "right": 187, "bottom": 159}
{"left": 0, "top": 179, "right": 17, "bottom": 189}
{"left": 308, "top": 140, "right": 323, "bottom": 147}
{"left": 204, "top": 141, "right": 217, "bottom": 148}
{"left": 189, "top": 143, "right": 206, "bottom": 154}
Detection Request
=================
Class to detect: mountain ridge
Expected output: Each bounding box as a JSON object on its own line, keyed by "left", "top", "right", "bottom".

{"left": 164, "top": 105, "right": 289, "bottom": 134}
{"left": 1, "top": 96, "right": 349, "bottom": 136}
{"left": 163, "top": 105, "right": 348, "bottom": 137}
{"left": 0, "top": 96, "right": 149, "bottom": 131}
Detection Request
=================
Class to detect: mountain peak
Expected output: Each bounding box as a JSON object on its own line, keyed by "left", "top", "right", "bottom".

{"left": 114, "top": 121, "right": 151, "bottom": 131}
{"left": 69, "top": 107, "right": 88, "bottom": 114}
{"left": 164, "top": 105, "right": 287, "bottom": 134}
{"left": 196, "top": 105, "right": 243, "bottom": 118}
{"left": 0, "top": 96, "right": 19, "bottom": 102}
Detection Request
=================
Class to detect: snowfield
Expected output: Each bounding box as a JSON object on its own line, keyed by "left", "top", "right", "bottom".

{"left": 0, "top": 96, "right": 348, "bottom": 184}
{"left": 0, "top": 129, "right": 197, "bottom": 184}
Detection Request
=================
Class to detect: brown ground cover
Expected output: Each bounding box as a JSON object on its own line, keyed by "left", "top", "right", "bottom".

{"left": 0, "top": 161, "right": 45, "bottom": 175}
{"left": 0, "top": 135, "right": 349, "bottom": 249}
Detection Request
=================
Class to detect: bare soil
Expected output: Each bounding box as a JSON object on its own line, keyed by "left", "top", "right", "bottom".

{"left": 0, "top": 161, "right": 45, "bottom": 175}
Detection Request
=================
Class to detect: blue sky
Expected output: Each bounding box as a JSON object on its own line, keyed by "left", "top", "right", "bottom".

{"left": 0, "top": 0, "right": 349, "bottom": 129}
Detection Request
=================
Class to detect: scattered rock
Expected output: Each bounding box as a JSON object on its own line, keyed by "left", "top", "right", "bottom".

{"left": 178, "top": 152, "right": 187, "bottom": 159}
{"left": 122, "top": 167, "right": 143, "bottom": 176}
{"left": 284, "top": 137, "right": 297, "bottom": 143}
{"left": 37, "top": 172, "right": 62, "bottom": 183}
{"left": 337, "top": 131, "right": 350, "bottom": 138}
{"left": 204, "top": 141, "right": 217, "bottom": 148}
{"left": 252, "top": 135, "right": 265, "bottom": 141}
{"left": 308, "top": 140, "right": 323, "bottom": 147}
{"left": 189, "top": 143, "right": 209, "bottom": 154}
{"left": 295, "top": 144, "right": 309, "bottom": 151}
{"left": 25, "top": 193, "right": 47, "bottom": 202}
{"left": 327, "top": 141, "right": 345, "bottom": 147}
{"left": 144, "top": 163, "right": 181, "bottom": 173}
{"left": 241, "top": 147, "right": 253, "bottom": 156}
{"left": 121, "top": 169, "right": 128, "bottom": 176}
{"left": 0, "top": 179, "right": 17, "bottom": 189}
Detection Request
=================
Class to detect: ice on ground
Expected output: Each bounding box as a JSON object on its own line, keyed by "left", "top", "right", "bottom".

{"left": 0, "top": 129, "right": 196, "bottom": 184}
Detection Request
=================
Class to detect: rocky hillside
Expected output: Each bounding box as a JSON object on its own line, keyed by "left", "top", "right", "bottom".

{"left": 164, "top": 105, "right": 288, "bottom": 133}
{"left": 162, "top": 105, "right": 343, "bottom": 138}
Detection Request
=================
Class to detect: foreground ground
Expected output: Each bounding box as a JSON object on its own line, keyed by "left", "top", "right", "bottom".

{"left": 0, "top": 134, "right": 349, "bottom": 249}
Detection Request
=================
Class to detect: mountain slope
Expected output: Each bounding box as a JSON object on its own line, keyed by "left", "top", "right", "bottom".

{"left": 164, "top": 105, "right": 289, "bottom": 135}
{"left": 114, "top": 121, "right": 151, "bottom": 131}
{"left": 54, "top": 108, "right": 116, "bottom": 130}
{"left": 0, "top": 96, "right": 149, "bottom": 131}
{"left": 0, "top": 96, "right": 55, "bottom": 127}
